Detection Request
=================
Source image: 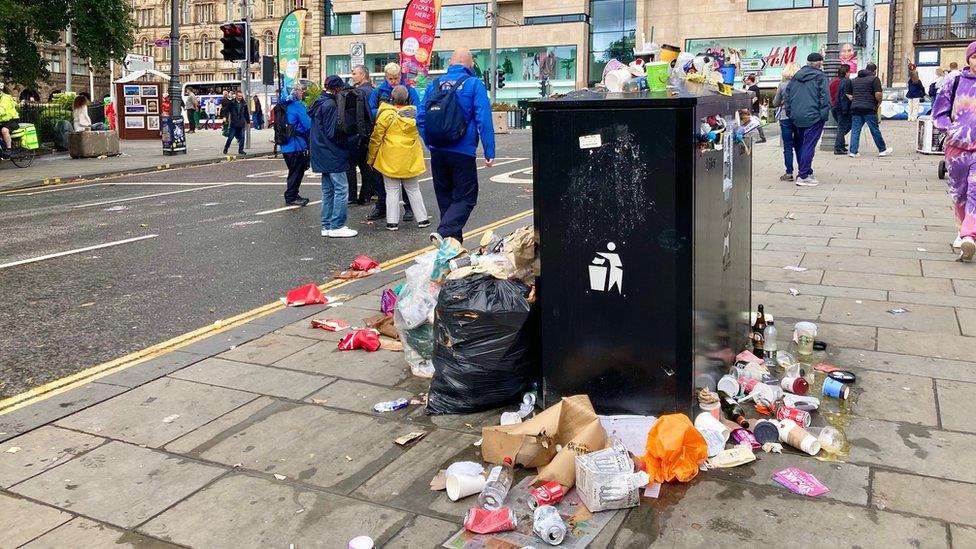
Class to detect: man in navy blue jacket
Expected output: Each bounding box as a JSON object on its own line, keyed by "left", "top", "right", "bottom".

{"left": 279, "top": 84, "right": 312, "bottom": 207}
{"left": 418, "top": 48, "right": 496, "bottom": 242}
{"left": 310, "top": 75, "right": 358, "bottom": 238}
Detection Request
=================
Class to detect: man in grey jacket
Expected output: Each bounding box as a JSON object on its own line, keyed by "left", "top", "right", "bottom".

{"left": 784, "top": 53, "right": 831, "bottom": 186}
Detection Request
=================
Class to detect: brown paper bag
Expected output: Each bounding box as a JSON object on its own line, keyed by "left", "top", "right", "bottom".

{"left": 364, "top": 314, "right": 399, "bottom": 340}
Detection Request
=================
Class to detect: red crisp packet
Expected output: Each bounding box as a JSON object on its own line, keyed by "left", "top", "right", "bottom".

{"left": 283, "top": 283, "right": 328, "bottom": 306}
{"left": 350, "top": 255, "right": 379, "bottom": 271}
{"left": 814, "top": 363, "right": 841, "bottom": 373}
{"left": 310, "top": 319, "right": 350, "bottom": 332}
{"left": 337, "top": 329, "right": 381, "bottom": 352}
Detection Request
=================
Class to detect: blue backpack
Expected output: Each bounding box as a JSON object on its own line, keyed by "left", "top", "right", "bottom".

{"left": 423, "top": 75, "right": 471, "bottom": 146}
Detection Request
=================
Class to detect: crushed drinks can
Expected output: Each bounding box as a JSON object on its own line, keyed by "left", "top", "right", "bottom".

{"left": 532, "top": 505, "right": 567, "bottom": 546}
{"left": 776, "top": 405, "right": 812, "bottom": 428}
{"left": 463, "top": 507, "right": 517, "bottom": 534}
{"left": 528, "top": 481, "right": 565, "bottom": 509}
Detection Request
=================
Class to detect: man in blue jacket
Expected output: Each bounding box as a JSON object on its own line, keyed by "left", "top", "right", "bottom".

{"left": 367, "top": 62, "right": 420, "bottom": 222}
{"left": 784, "top": 52, "right": 831, "bottom": 187}
{"left": 279, "top": 84, "right": 312, "bottom": 207}
{"left": 418, "top": 48, "right": 496, "bottom": 242}
{"left": 310, "top": 75, "right": 358, "bottom": 238}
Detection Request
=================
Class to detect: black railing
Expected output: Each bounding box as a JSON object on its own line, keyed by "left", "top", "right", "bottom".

{"left": 16, "top": 102, "right": 105, "bottom": 143}
{"left": 914, "top": 22, "right": 976, "bottom": 43}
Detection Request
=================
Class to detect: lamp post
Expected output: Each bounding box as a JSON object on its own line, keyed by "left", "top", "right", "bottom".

{"left": 820, "top": 0, "right": 842, "bottom": 151}
{"left": 164, "top": 0, "right": 187, "bottom": 155}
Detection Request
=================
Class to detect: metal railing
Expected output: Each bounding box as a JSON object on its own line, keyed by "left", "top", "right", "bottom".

{"left": 16, "top": 102, "right": 105, "bottom": 143}
{"left": 914, "top": 22, "right": 976, "bottom": 43}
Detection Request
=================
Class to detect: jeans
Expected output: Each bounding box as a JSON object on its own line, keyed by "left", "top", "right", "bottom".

{"left": 850, "top": 112, "right": 888, "bottom": 154}
{"left": 204, "top": 114, "right": 216, "bottom": 129}
{"left": 779, "top": 118, "right": 801, "bottom": 175}
{"left": 283, "top": 151, "right": 309, "bottom": 202}
{"left": 430, "top": 149, "right": 479, "bottom": 242}
{"left": 796, "top": 120, "right": 824, "bottom": 179}
{"left": 223, "top": 126, "right": 245, "bottom": 154}
{"left": 252, "top": 112, "right": 264, "bottom": 129}
{"left": 384, "top": 176, "right": 429, "bottom": 225}
{"left": 833, "top": 109, "right": 852, "bottom": 152}
{"left": 320, "top": 172, "right": 349, "bottom": 230}
{"left": 187, "top": 109, "right": 197, "bottom": 131}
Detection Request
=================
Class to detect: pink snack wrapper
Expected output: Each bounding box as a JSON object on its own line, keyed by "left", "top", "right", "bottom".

{"left": 736, "top": 350, "right": 764, "bottom": 365}
{"left": 772, "top": 467, "right": 829, "bottom": 497}
{"left": 731, "top": 429, "right": 761, "bottom": 449}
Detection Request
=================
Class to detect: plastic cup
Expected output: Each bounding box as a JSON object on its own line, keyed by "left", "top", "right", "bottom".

{"left": 809, "top": 426, "right": 847, "bottom": 454}
{"left": 348, "top": 536, "right": 374, "bottom": 549}
{"left": 719, "top": 65, "right": 736, "bottom": 85}
{"left": 604, "top": 69, "right": 634, "bottom": 92}
{"left": 695, "top": 412, "right": 731, "bottom": 442}
{"left": 752, "top": 419, "right": 780, "bottom": 444}
{"left": 659, "top": 44, "right": 680, "bottom": 63}
{"left": 644, "top": 62, "right": 670, "bottom": 91}
{"left": 781, "top": 376, "right": 810, "bottom": 395}
{"left": 446, "top": 474, "right": 487, "bottom": 501}
{"left": 717, "top": 374, "right": 740, "bottom": 397}
{"left": 793, "top": 322, "right": 818, "bottom": 356}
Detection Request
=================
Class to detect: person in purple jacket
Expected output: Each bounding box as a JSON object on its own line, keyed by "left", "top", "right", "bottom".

{"left": 933, "top": 40, "right": 976, "bottom": 262}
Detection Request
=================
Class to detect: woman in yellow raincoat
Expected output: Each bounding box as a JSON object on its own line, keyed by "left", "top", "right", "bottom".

{"left": 367, "top": 85, "right": 431, "bottom": 231}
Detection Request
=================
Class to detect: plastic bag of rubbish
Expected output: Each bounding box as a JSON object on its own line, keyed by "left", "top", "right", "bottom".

{"left": 396, "top": 253, "right": 440, "bottom": 330}
{"left": 426, "top": 274, "right": 538, "bottom": 415}
{"left": 397, "top": 307, "right": 435, "bottom": 378}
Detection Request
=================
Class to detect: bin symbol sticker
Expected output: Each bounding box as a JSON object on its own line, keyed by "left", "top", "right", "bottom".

{"left": 589, "top": 242, "right": 623, "bottom": 294}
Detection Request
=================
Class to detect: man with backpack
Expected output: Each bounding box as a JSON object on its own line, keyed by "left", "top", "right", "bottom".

{"left": 418, "top": 48, "right": 496, "bottom": 243}
{"left": 344, "top": 65, "right": 380, "bottom": 207}
{"left": 367, "top": 63, "right": 419, "bottom": 222}
{"left": 310, "top": 75, "right": 358, "bottom": 238}
{"left": 275, "top": 84, "right": 312, "bottom": 207}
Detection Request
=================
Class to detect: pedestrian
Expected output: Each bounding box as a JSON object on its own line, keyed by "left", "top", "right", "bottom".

{"left": 222, "top": 90, "right": 249, "bottom": 156}
{"left": 737, "top": 108, "right": 761, "bottom": 139}
{"left": 948, "top": 61, "right": 961, "bottom": 80}
{"left": 345, "top": 64, "right": 380, "bottom": 206}
{"left": 278, "top": 84, "right": 312, "bottom": 207}
{"left": 846, "top": 63, "right": 893, "bottom": 158}
{"left": 203, "top": 98, "right": 218, "bottom": 129}
{"left": 931, "top": 67, "right": 946, "bottom": 99}
{"left": 310, "top": 75, "right": 358, "bottom": 238}
{"left": 252, "top": 94, "right": 264, "bottom": 129}
{"left": 71, "top": 95, "right": 108, "bottom": 131}
{"left": 0, "top": 82, "right": 20, "bottom": 159}
{"left": 830, "top": 64, "right": 853, "bottom": 154}
{"left": 185, "top": 88, "right": 199, "bottom": 133}
{"left": 771, "top": 63, "right": 802, "bottom": 181}
{"left": 367, "top": 62, "right": 419, "bottom": 222}
{"left": 933, "top": 40, "right": 976, "bottom": 261}
{"left": 368, "top": 85, "right": 431, "bottom": 231}
{"left": 103, "top": 95, "right": 116, "bottom": 131}
{"left": 218, "top": 90, "right": 231, "bottom": 121}
{"left": 743, "top": 75, "right": 767, "bottom": 143}
{"left": 418, "top": 48, "right": 495, "bottom": 243}
{"left": 783, "top": 52, "right": 831, "bottom": 186}
{"left": 906, "top": 70, "right": 925, "bottom": 121}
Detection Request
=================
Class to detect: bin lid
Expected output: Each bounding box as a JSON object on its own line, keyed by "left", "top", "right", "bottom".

{"left": 532, "top": 79, "right": 750, "bottom": 110}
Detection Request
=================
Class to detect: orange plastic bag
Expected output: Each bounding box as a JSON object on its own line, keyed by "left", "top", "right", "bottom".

{"left": 640, "top": 413, "right": 708, "bottom": 483}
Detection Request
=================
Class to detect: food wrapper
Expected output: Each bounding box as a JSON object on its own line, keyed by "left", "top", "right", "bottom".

{"left": 283, "top": 283, "right": 328, "bottom": 307}
{"left": 351, "top": 255, "right": 379, "bottom": 271}
{"left": 481, "top": 395, "right": 607, "bottom": 489}
{"left": 575, "top": 445, "right": 650, "bottom": 512}
{"left": 502, "top": 225, "right": 537, "bottom": 282}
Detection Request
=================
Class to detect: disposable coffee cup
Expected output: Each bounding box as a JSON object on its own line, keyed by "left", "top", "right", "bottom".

{"left": 752, "top": 419, "right": 780, "bottom": 445}
{"left": 823, "top": 377, "right": 850, "bottom": 399}
{"left": 777, "top": 419, "right": 821, "bottom": 456}
{"left": 446, "top": 474, "right": 487, "bottom": 502}
{"left": 695, "top": 412, "right": 731, "bottom": 442}
{"left": 717, "top": 375, "right": 740, "bottom": 397}
{"left": 605, "top": 69, "right": 634, "bottom": 92}
{"left": 793, "top": 322, "right": 818, "bottom": 356}
{"left": 781, "top": 376, "right": 810, "bottom": 395}
{"left": 348, "top": 536, "right": 374, "bottom": 549}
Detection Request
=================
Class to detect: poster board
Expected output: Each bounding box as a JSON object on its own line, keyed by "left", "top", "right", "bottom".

{"left": 115, "top": 82, "right": 164, "bottom": 140}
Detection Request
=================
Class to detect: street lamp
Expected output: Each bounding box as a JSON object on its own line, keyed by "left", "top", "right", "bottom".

{"left": 164, "top": 0, "right": 187, "bottom": 155}
{"left": 820, "top": 0, "right": 842, "bottom": 151}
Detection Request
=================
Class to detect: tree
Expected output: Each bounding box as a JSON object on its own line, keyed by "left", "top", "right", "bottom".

{"left": 602, "top": 32, "right": 637, "bottom": 65}
{"left": 0, "top": 0, "right": 134, "bottom": 88}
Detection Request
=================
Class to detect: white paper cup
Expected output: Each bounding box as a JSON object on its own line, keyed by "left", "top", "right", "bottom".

{"left": 694, "top": 412, "right": 731, "bottom": 442}
{"left": 716, "top": 374, "right": 739, "bottom": 397}
{"left": 348, "top": 536, "right": 374, "bottom": 549}
{"left": 604, "top": 69, "right": 634, "bottom": 92}
{"left": 446, "top": 474, "right": 486, "bottom": 501}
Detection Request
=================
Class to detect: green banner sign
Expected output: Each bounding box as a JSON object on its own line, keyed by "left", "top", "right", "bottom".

{"left": 278, "top": 9, "right": 307, "bottom": 94}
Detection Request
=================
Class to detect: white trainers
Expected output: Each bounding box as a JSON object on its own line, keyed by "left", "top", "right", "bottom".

{"left": 848, "top": 152, "right": 860, "bottom": 158}
{"left": 953, "top": 236, "right": 964, "bottom": 249}
{"left": 321, "top": 229, "right": 331, "bottom": 237}
{"left": 879, "top": 148, "right": 894, "bottom": 157}
{"left": 329, "top": 226, "right": 358, "bottom": 238}
{"left": 960, "top": 237, "right": 976, "bottom": 262}
{"left": 795, "top": 177, "right": 820, "bottom": 187}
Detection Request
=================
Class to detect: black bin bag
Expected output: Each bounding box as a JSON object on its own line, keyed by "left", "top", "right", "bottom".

{"left": 426, "top": 274, "right": 538, "bottom": 415}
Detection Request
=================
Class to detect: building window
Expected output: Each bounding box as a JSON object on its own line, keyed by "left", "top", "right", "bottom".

{"left": 164, "top": 1, "right": 171, "bottom": 25}
{"left": 197, "top": 3, "right": 214, "bottom": 22}
{"left": 266, "top": 0, "right": 274, "bottom": 17}
{"left": 747, "top": 0, "right": 881, "bottom": 9}
{"left": 142, "top": 38, "right": 153, "bottom": 57}
{"left": 136, "top": 8, "right": 154, "bottom": 27}
{"left": 180, "top": 0, "right": 192, "bottom": 24}
{"left": 181, "top": 35, "right": 191, "bottom": 60}
{"left": 588, "top": 0, "right": 636, "bottom": 83}
{"left": 46, "top": 52, "right": 62, "bottom": 73}
{"left": 392, "top": 4, "right": 486, "bottom": 39}
{"left": 263, "top": 31, "right": 275, "bottom": 56}
{"left": 326, "top": 0, "right": 362, "bottom": 36}
{"left": 285, "top": 0, "right": 303, "bottom": 10}
{"left": 300, "top": 66, "right": 308, "bottom": 79}
{"left": 524, "top": 14, "right": 587, "bottom": 25}
{"left": 200, "top": 34, "right": 213, "bottom": 59}
{"left": 198, "top": 73, "right": 215, "bottom": 81}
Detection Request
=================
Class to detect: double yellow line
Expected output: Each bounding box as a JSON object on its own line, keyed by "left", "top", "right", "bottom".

{"left": 0, "top": 209, "right": 533, "bottom": 415}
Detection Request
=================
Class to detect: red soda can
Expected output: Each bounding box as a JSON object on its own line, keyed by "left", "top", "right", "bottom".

{"left": 463, "top": 507, "right": 517, "bottom": 534}
{"left": 776, "top": 405, "right": 812, "bottom": 428}
{"left": 738, "top": 377, "right": 760, "bottom": 394}
{"left": 529, "top": 481, "right": 566, "bottom": 509}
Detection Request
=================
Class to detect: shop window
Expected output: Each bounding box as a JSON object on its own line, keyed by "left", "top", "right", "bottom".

{"left": 588, "top": 0, "right": 636, "bottom": 83}
{"left": 392, "top": 4, "right": 487, "bottom": 39}
{"left": 524, "top": 14, "right": 587, "bottom": 25}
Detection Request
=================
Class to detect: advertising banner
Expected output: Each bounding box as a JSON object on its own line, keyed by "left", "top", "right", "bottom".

{"left": 399, "top": 0, "right": 442, "bottom": 83}
{"left": 278, "top": 8, "right": 307, "bottom": 93}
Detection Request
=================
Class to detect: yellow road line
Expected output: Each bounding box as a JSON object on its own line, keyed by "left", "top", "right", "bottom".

{"left": 0, "top": 209, "right": 533, "bottom": 415}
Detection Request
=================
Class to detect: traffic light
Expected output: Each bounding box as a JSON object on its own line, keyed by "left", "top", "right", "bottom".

{"left": 220, "top": 23, "right": 247, "bottom": 61}
{"left": 482, "top": 69, "right": 492, "bottom": 91}
{"left": 249, "top": 37, "right": 260, "bottom": 64}
{"left": 495, "top": 68, "right": 506, "bottom": 89}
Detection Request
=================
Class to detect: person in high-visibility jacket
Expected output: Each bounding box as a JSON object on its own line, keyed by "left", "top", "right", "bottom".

{"left": 0, "top": 82, "right": 21, "bottom": 159}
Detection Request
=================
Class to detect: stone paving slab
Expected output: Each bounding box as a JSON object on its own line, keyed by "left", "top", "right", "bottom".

{"left": 163, "top": 396, "right": 277, "bottom": 455}
{"left": 0, "top": 383, "right": 129, "bottom": 444}
{"left": 801, "top": 252, "right": 921, "bottom": 276}
{"left": 21, "top": 517, "right": 180, "bottom": 548}
{"left": 922, "top": 259, "right": 976, "bottom": 280}
{"left": 0, "top": 493, "right": 73, "bottom": 547}
{"left": 216, "top": 333, "right": 318, "bottom": 365}
{"left": 851, "top": 369, "right": 939, "bottom": 426}
{"left": 11, "top": 441, "right": 225, "bottom": 528}
{"left": 934, "top": 379, "right": 976, "bottom": 434}
{"left": 55, "top": 377, "right": 257, "bottom": 448}
{"left": 95, "top": 351, "right": 208, "bottom": 389}
{"left": 820, "top": 297, "right": 959, "bottom": 334}
{"left": 873, "top": 470, "right": 976, "bottom": 527}
{"left": 139, "top": 473, "right": 412, "bottom": 548}
{"left": 954, "top": 307, "right": 976, "bottom": 337}
{"left": 821, "top": 270, "right": 952, "bottom": 292}
{"left": 304, "top": 379, "right": 416, "bottom": 416}
{"left": 877, "top": 329, "right": 974, "bottom": 360}
{"left": 831, "top": 348, "right": 976, "bottom": 384}
{"left": 844, "top": 418, "right": 976, "bottom": 484}
{"left": 274, "top": 305, "right": 382, "bottom": 342}
{"left": 385, "top": 515, "right": 462, "bottom": 549}
{"left": 168, "top": 357, "right": 333, "bottom": 399}
{"left": 953, "top": 525, "right": 976, "bottom": 547}
{"left": 754, "top": 280, "right": 887, "bottom": 301}
{"left": 0, "top": 426, "right": 104, "bottom": 488}
{"left": 176, "top": 322, "right": 280, "bottom": 356}
{"left": 272, "top": 341, "right": 412, "bottom": 386}
{"left": 763, "top": 241, "right": 870, "bottom": 256}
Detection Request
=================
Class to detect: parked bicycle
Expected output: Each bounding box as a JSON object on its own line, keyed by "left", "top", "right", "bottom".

{"left": 0, "top": 123, "right": 39, "bottom": 168}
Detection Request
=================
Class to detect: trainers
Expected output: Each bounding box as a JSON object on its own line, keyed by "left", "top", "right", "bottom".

{"left": 365, "top": 208, "right": 385, "bottom": 221}
{"left": 879, "top": 148, "right": 894, "bottom": 157}
{"left": 321, "top": 229, "right": 331, "bottom": 237}
{"left": 222, "top": 148, "right": 229, "bottom": 155}
{"left": 779, "top": 173, "right": 794, "bottom": 182}
{"left": 795, "top": 177, "right": 820, "bottom": 187}
{"left": 953, "top": 236, "right": 964, "bottom": 249}
{"left": 286, "top": 197, "right": 310, "bottom": 207}
{"left": 848, "top": 152, "right": 860, "bottom": 158}
{"left": 417, "top": 218, "right": 431, "bottom": 228}
{"left": 386, "top": 223, "right": 399, "bottom": 231}
{"left": 758, "top": 138, "right": 767, "bottom": 143}
{"left": 330, "top": 226, "right": 358, "bottom": 238}
{"left": 403, "top": 210, "right": 415, "bottom": 222}
{"left": 834, "top": 150, "right": 848, "bottom": 155}
{"left": 960, "top": 237, "right": 976, "bottom": 262}
{"left": 429, "top": 232, "right": 443, "bottom": 245}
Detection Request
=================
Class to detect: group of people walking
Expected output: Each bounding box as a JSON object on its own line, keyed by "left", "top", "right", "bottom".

{"left": 277, "top": 47, "right": 495, "bottom": 240}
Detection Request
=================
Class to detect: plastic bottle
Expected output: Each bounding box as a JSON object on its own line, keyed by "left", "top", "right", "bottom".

{"left": 373, "top": 398, "right": 409, "bottom": 413}
{"left": 763, "top": 320, "right": 778, "bottom": 361}
{"left": 478, "top": 457, "right": 514, "bottom": 510}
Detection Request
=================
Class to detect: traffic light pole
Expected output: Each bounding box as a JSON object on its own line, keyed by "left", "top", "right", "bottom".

{"left": 241, "top": 0, "right": 251, "bottom": 150}
{"left": 166, "top": 0, "right": 186, "bottom": 155}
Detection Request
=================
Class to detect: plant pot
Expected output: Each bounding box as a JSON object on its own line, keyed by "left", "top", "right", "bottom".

{"left": 492, "top": 111, "right": 510, "bottom": 134}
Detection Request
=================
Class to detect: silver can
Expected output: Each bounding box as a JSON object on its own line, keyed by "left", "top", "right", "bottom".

{"left": 532, "top": 505, "right": 566, "bottom": 546}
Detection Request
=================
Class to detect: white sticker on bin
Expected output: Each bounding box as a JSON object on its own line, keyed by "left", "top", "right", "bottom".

{"left": 579, "top": 134, "right": 602, "bottom": 149}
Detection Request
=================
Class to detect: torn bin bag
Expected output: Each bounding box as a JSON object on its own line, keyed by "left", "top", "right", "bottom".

{"left": 427, "top": 275, "right": 538, "bottom": 415}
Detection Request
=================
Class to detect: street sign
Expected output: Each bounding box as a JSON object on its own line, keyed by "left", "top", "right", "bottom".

{"left": 123, "top": 53, "right": 155, "bottom": 73}
{"left": 350, "top": 42, "right": 365, "bottom": 68}
{"left": 739, "top": 58, "right": 767, "bottom": 73}
{"left": 154, "top": 38, "right": 170, "bottom": 48}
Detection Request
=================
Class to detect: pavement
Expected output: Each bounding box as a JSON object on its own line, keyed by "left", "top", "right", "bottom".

{"left": 0, "top": 128, "right": 277, "bottom": 191}
{"left": 2, "top": 121, "right": 976, "bottom": 547}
